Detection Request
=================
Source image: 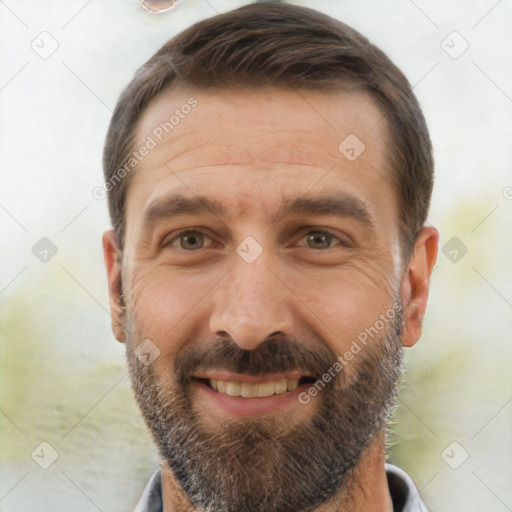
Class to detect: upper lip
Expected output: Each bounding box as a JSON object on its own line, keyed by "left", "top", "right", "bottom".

{"left": 192, "top": 370, "right": 313, "bottom": 384}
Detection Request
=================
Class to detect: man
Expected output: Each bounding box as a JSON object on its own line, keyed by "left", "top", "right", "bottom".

{"left": 102, "top": 3, "right": 438, "bottom": 511}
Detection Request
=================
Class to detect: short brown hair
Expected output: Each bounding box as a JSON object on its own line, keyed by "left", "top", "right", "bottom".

{"left": 103, "top": 2, "right": 433, "bottom": 260}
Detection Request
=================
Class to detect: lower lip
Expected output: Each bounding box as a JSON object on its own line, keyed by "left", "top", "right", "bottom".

{"left": 192, "top": 380, "right": 313, "bottom": 417}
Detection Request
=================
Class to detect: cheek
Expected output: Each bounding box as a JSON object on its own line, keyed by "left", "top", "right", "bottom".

{"left": 127, "top": 264, "right": 222, "bottom": 354}
{"left": 282, "top": 258, "right": 398, "bottom": 350}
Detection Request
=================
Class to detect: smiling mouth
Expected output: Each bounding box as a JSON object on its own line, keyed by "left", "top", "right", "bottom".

{"left": 193, "top": 376, "right": 316, "bottom": 398}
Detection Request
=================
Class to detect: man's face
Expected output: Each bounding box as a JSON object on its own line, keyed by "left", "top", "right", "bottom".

{"left": 111, "top": 86, "right": 411, "bottom": 511}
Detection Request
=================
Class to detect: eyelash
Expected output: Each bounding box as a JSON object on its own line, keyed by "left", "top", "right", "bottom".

{"left": 163, "top": 228, "right": 350, "bottom": 251}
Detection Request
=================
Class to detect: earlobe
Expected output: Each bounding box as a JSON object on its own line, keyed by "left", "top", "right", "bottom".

{"left": 400, "top": 226, "right": 439, "bottom": 348}
{"left": 102, "top": 229, "right": 126, "bottom": 343}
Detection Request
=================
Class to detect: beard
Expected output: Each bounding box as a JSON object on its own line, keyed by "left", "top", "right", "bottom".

{"left": 125, "top": 299, "right": 405, "bottom": 512}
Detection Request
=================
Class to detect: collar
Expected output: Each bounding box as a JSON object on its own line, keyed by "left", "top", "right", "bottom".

{"left": 134, "top": 463, "right": 429, "bottom": 512}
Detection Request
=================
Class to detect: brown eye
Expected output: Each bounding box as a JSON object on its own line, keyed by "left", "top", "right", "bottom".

{"left": 301, "top": 231, "right": 341, "bottom": 250}
{"left": 165, "top": 230, "right": 212, "bottom": 251}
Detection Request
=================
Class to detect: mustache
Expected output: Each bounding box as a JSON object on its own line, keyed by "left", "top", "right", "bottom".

{"left": 174, "top": 336, "right": 337, "bottom": 384}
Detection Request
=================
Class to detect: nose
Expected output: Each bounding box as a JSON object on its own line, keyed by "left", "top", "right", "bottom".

{"left": 209, "top": 252, "right": 294, "bottom": 351}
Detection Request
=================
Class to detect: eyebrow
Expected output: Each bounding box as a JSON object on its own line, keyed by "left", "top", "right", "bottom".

{"left": 273, "top": 194, "right": 375, "bottom": 228}
{"left": 142, "top": 192, "right": 376, "bottom": 230}
{"left": 143, "top": 194, "right": 228, "bottom": 225}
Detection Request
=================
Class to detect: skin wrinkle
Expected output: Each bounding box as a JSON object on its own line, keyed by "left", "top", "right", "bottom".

{"left": 103, "top": 85, "right": 439, "bottom": 511}
{"left": 132, "top": 87, "right": 387, "bottom": 171}
{"left": 139, "top": 88, "right": 395, "bottom": 198}
{"left": 130, "top": 179, "right": 394, "bottom": 284}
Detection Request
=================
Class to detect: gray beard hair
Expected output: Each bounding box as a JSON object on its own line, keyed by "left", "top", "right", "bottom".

{"left": 125, "top": 300, "right": 405, "bottom": 512}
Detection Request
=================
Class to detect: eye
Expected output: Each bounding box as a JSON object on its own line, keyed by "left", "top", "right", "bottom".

{"left": 164, "top": 230, "right": 213, "bottom": 251}
{"left": 298, "top": 230, "right": 345, "bottom": 250}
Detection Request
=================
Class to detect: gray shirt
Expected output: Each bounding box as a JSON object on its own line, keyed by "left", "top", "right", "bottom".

{"left": 133, "top": 463, "right": 428, "bottom": 511}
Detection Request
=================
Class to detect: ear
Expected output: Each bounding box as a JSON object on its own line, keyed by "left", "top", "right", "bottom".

{"left": 102, "top": 229, "right": 126, "bottom": 343}
{"left": 400, "top": 226, "right": 439, "bottom": 348}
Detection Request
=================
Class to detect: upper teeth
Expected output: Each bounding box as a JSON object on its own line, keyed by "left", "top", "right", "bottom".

{"left": 210, "top": 378, "right": 299, "bottom": 397}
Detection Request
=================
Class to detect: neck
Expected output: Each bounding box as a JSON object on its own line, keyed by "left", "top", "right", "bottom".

{"left": 161, "top": 433, "right": 393, "bottom": 512}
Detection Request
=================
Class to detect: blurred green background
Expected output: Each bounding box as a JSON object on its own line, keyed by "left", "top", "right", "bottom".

{"left": 1, "top": 1, "right": 510, "bottom": 510}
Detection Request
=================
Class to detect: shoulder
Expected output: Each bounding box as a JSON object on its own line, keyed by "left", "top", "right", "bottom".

{"left": 385, "top": 463, "right": 429, "bottom": 512}
{"left": 133, "top": 469, "right": 162, "bottom": 512}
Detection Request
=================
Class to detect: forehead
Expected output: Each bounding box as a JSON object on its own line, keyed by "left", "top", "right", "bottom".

{"left": 133, "top": 85, "right": 389, "bottom": 173}
{"left": 124, "top": 85, "right": 396, "bottom": 243}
